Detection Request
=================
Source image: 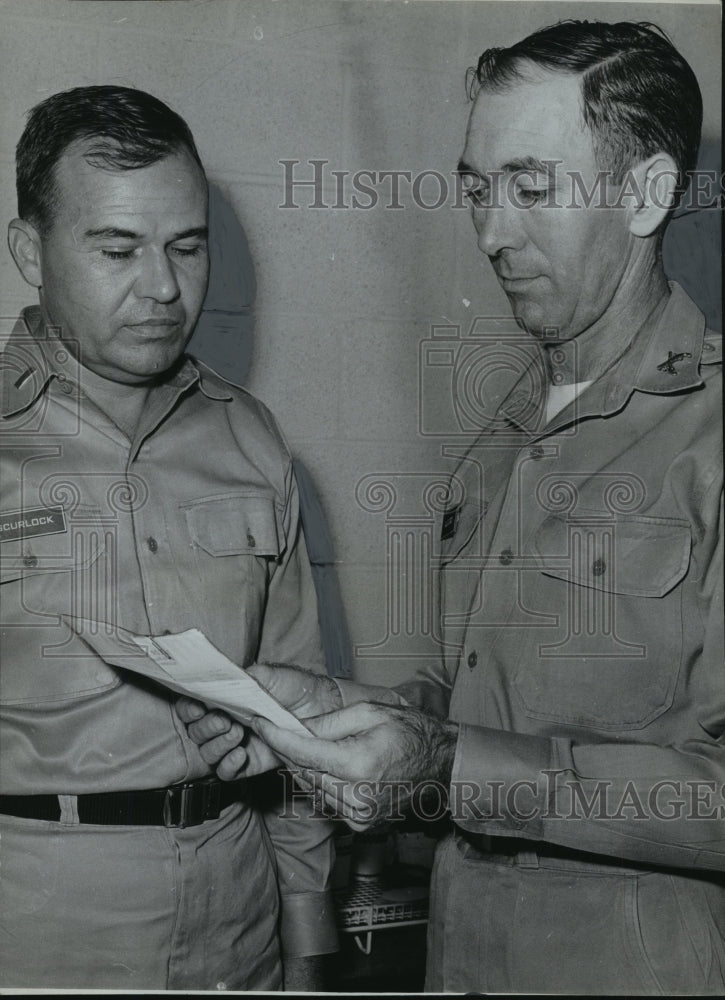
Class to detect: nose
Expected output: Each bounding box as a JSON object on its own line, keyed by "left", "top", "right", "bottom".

{"left": 134, "top": 248, "right": 181, "bottom": 303}
{"left": 472, "top": 200, "right": 525, "bottom": 258}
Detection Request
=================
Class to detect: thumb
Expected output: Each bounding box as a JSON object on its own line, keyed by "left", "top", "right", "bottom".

{"left": 304, "top": 703, "right": 381, "bottom": 740}
{"left": 251, "top": 715, "right": 358, "bottom": 775}
{"left": 246, "top": 662, "right": 278, "bottom": 691}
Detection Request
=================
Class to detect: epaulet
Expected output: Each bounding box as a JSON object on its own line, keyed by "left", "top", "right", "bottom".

{"left": 192, "top": 356, "right": 287, "bottom": 447}
{"left": 192, "top": 357, "right": 263, "bottom": 406}
{"left": 701, "top": 330, "right": 722, "bottom": 365}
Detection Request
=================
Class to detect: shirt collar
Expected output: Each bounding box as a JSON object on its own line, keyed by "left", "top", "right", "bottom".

{"left": 609, "top": 281, "right": 705, "bottom": 403}
{"left": 0, "top": 307, "right": 54, "bottom": 418}
{"left": 497, "top": 282, "right": 707, "bottom": 435}
{"left": 1, "top": 306, "right": 231, "bottom": 417}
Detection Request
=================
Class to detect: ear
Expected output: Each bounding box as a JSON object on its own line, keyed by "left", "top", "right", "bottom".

{"left": 7, "top": 218, "right": 44, "bottom": 288}
{"left": 627, "top": 153, "right": 678, "bottom": 238}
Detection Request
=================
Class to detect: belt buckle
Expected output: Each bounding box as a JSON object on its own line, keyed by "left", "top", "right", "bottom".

{"left": 162, "top": 779, "right": 220, "bottom": 829}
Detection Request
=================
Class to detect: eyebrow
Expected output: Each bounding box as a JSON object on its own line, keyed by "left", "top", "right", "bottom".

{"left": 457, "top": 159, "right": 478, "bottom": 177}
{"left": 501, "top": 155, "right": 556, "bottom": 177}
{"left": 82, "top": 226, "right": 209, "bottom": 241}
{"left": 456, "top": 156, "right": 556, "bottom": 178}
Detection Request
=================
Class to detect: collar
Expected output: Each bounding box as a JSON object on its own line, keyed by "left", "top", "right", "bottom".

{"left": 1, "top": 306, "right": 231, "bottom": 418}
{"left": 0, "top": 308, "right": 55, "bottom": 418}
{"left": 497, "top": 282, "right": 709, "bottom": 435}
{"left": 611, "top": 281, "right": 706, "bottom": 401}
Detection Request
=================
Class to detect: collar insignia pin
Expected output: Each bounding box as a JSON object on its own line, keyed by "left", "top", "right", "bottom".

{"left": 657, "top": 351, "right": 692, "bottom": 375}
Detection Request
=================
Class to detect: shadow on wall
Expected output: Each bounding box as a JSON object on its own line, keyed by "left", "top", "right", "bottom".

{"left": 188, "top": 183, "right": 256, "bottom": 383}
{"left": 663, "top": 141, "right": 722, "bottom": 333}
{"left": 188, "top": 184, "right": 353, "bottom": 678}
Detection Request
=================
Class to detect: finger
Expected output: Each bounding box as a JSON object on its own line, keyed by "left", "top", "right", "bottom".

{"left": 251, "top": 717, "right": 362, "bottom": 776}
{"left": 175, "top": 696, "right": 207, "bottom": 723}
{"left": 195, "top": 724, "right": 245, "bottom": 765}
{"left": 316, "top": 771, "right": 394, "bottom": 831}
{"left": 314, "top": 785, "right": 372, "bottom": 830}
{"left": 247, "top": 662, "right": 319, "bottom": 708}
{"left": 317, "top": 771, "right": 380, "bottom": 824}
{"left": 216, "top": 745, "right": 248, "bottom": 782}
{"left": 293, "top": 773, "right": 313, "bottom": 793}
{"left": 304, "top": 703, "right": 385, "bottom": 740}
{"left": 186, "top": 710, "right": 234, "bottom": 744}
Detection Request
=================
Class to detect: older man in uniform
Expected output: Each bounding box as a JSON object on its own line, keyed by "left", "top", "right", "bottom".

{"left": 0, "top": 86, "right": 337, "bottom": 990}
{"left": 182, "top": 20, "right": 724, "bottom": 995}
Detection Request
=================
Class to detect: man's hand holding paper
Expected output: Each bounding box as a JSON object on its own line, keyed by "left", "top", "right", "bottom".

{"left": 177, "top": 663, "right": 344, "bottom": 779}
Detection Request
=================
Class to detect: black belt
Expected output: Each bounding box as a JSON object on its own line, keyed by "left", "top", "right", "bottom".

{"left": 459, "top": 830, "right": 646, "bottom": 870}
{"left": 0, "top": 777, "right": 245, "bottom": 828}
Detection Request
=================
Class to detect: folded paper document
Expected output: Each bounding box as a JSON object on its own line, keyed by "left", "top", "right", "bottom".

{"left": 66, "top": 618, "right": 310, "bottom": 735}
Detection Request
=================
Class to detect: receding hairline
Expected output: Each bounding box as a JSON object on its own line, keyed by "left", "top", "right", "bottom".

{"left": 466, "top": 64, "right": 594, "bottom": 154}
{"left": 36, "top": 137, "right": 208, "bottom": 232}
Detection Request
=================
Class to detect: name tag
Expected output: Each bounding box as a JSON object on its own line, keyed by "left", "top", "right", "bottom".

{"left": 0, "top": 505, "right": 67, "bottom": 543}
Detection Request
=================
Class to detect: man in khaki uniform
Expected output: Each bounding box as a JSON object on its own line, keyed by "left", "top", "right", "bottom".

{"left": 0, "top": 85, "right": 337, "bottom": 990}
{"left": 182, "top": 20, "right": 723, "bottom": 994}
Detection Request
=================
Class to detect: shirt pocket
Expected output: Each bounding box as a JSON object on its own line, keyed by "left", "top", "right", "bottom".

{"left": 0, "top": 508, "right": 123, "bottom": 705}
{"left": 513, "top": 512, "right": 691, "bottom": 730}
{"left": 181, "top": 493, "right": 283, "bottom": 653}
{"left": 183, "top": 492, "right": 282, "bottom": 558}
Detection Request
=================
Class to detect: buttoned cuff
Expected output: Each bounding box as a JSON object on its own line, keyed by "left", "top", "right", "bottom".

{"left": 450, "top": 723, "right": 553, "bottom": 839}
{"left": 333, "top": 677, "right": 407, "bottom": 708}
{"left": 279, "top": 889, "right": 339, "bottom": 958}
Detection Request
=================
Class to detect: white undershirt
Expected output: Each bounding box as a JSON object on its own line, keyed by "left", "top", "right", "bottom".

{"left": 545, "top": 379, "right": 593, "bottom": 424}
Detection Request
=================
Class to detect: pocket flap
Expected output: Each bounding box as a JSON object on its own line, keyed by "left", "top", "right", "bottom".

{"left": 184, "top": 494, "right": 282, "bottom": 557}
{"left": 532, "top": 513, "right": 691, "bottom": 597}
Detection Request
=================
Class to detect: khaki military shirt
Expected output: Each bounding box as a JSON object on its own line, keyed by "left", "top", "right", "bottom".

{"left": 395, "top": 283, "right": 724, "bottom": 869}
{"left": 0, "top": 308, "right": 337, "bottom": 958}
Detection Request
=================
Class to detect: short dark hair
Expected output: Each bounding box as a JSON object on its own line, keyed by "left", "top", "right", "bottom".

{"left": 470, "top": 20, "right": 702, "bottom": 203}
{"left": 16, "top": 85, "right": 204, "bottom": 234}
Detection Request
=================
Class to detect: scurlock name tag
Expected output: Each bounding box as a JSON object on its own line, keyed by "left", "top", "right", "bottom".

{"left": 0, "top": 505, "right": 67, "bottom": 543}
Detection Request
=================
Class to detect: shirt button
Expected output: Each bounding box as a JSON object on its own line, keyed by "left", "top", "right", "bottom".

{"left": 467, "top": 650, "right": 478, "bottom": 669}
{"left": 23, "top": 554, "right": 38, "bottom": 568}
{"left": 703, "top": 342, "right": 715, "bottom": 352}
{"left": 147, "top": 536, "right": 158, "bottom": 553}
{"left": 499, "top": 548, "right": 514, "bottom": 566}
{"left": 60, "top": 381, "right": 74, "bottom": 394}
{"left": 529, "top": 445, "right": 545, "bottom": 460}
{"left": 592, "top": 558, "right": 606, "bottom": 577}
{"left": 246, "top": 532, "right": 256, "bottom": 548}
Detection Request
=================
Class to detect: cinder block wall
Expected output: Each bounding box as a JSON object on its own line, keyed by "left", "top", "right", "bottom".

{"left": 1, "top": 0, "right": 720, "bottom": 686}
